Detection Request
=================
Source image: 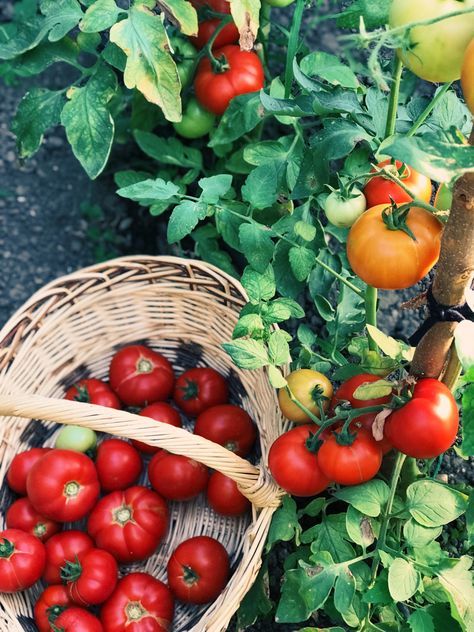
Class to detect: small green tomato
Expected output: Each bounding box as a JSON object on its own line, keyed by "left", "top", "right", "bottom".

{"left": 173, "top": 98, "right": 216, "bottom": 139}
{"left": 323, "top": 188, "right": 366, "bottom": 228}
{"left": 55, "top": 425, "right": 98, "bottom": 453}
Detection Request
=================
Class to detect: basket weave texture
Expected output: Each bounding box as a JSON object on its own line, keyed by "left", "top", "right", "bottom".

{"left": 0, "top": 256, "right": 285, "bottom": 632}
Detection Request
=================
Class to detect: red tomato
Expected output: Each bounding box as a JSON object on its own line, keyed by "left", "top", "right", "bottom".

{"left": 194, "top": 45, "right": 265, "bottom": 115}
{"left": 101, "top": 572, "right": 174, "bottom": 632}
{"left": 167, "top": 536, "right": 229, "bottom": 604}
{"left": 95, "top": 439, "right": 142, "bottom": 492}
{"left": 191, "top": 0, "right": 232, "bottom": 12}
{"left": 65, "top": 378, "right": 121, "bottom": 409}
{"left": 131, "top": 402, "right": 182, "bottom": 454}
{"left": 317, "top": 428, "right": 382, "bottom": 486}
{"left": 268, "top": 425, "right": 331, "bottom": 497}
{"left": 7, "top": 447, "right": 51, "bottom": 495}
{"left": 148, "top": 451, "right": 209, "bottom": 501}
{"left": 351, "top": 414, "right": 392, "bottom": 455}
{"left": 384, "top": 379, "right": 459, "bottom": 458}
{"left": 44, "top": 531, "right": 94, "bottom": 585}
{"left": 332, "top": 374, "right": 392, "bottom": 410}
{"left": 6, "top": 497, "right": 61, "bottom": 542}
{"left": 62, "top": 548, "right": 118, "bottom": 606}
{"left": 363, "top": 160, "right": 432, "bottom": 207}
{"left": 34, "top": 584, "right": 73, "bottom": 632}
{"left": 194, "top": 404, "right": 257, "bottom": 456}
{"left": 54, "top": 607, "right": 103, "bottom": 632}
{"left": 87, "top": 486, "right": 168, "bottom": 563}
{"left": 173, "top": 367, "right": 229, "bottom": 417}
{"left": 206, "top": 471, "right": 251, "bottom": 516}
{"left": 109, "top": 345, "right": 175, "bottom": 406}
{"left": 0, "top": 528, "right": 46, "bottom": 592}
{"left": 27, "top": 449, "right": 100, "bottom": 523}
{"left": 192, "top": 19, "right": 239, "bottom": 50}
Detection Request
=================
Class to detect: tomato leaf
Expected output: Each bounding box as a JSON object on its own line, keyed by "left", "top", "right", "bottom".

{"left": 437, "top": 556, "right": 474, "bottom": 631}
{"left": 388, "top": 558, "right": 420, "bottom": 602}
{"left": 345, "top": 506, "right": 378, "bottom": 548}
{"left": 310, "top": 118, "right": 371, "bottom": 162}
{"left": 302, "top": 514, "right": 356, "bottom": 563}
{"left": 334, "top": 566, "right": 356, "bottom": 616}
{"left": 229, "top": 0, "right": 260, "bottom": 51}
{"left": 222, "top": 338, "right": 269, "bottom": 370}
{"left": 198, "top": 174, "right": 233, "bottom": 203}
{"left": 8, "top": 38, "right": 78, "bottom": 78}
{"left": 366, "top": 324, "right": 414, "bottom": 361}
{"left": 334, "top": 480, "right": 390, "bottom": 517}
{"left": 403, "top": 519, "right": 442, "bottom": 549}
{"left": 336, "top": 0, "right": 391, "bottom": 29}
{"left": 268, "top": 330, "right": 291, "bottom": 366}
{"left": 210, "top": 93, "right": 265, "bottom": 146}
{"left": 289, "top": 246, "right": 315, "bottom": 282}
{"left": 134, "top": 130, "right": 202, "bottom": 169}
{"left": 167, "top": 200, "right": 207, "bottom": 242}
{"left": 79, "top": 0, "right": 123, "bottom": 32}
{"left": 266, "top": 496, "right": 301, "bottom": 551}
{"left": 407, "top": 481, "right": 468, "bottom": 528}
{"left": 242, "top": 162, "right": 284, "bottom": 209}
{"left": 241, "top": 265, "right": 276, "bottom": 303}
{"left": 268, "top": 365, "right": 287, "bottom": 388}
{"left": 156, "top": 0, "right": 198, "bottom": 36}
{"left": 300, "top": 51, "right": 360, "bottom": 90}
{"left": 362, "top": 570, "right": 392, "bottom": 605}
{"left": 353, "top": 379, "right": 393, "bottom": 401}
{"left": 239, "top": 223, "right": 274, "bottom": 274}
{"left": 264, "top": 298, "right": 305, "bottom": 323}
{"left": 408, "top": 608, "right": 436, "bottom": 632}
{"left": 236, "top": 560, "right": 273, "bottom": 628}
{"left": 117, "top": 177, "right": 180, "bottom": 203}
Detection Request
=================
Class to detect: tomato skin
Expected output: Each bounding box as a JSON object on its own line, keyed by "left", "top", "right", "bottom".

{"left": 34, "top": 584, "right": 73, "bottom": 632}
{"left": 317, "top": 428, "right": 383, "bottom": 486}
{"left": 194, "top": 404, "right": 257, "bottom": 456}
{"left": 195, "top": 45, "right": 265, "bottom": 115}
{"left": 174, "top": 367, "right": 229, "bottom": 416}
{"left": 332, "top": 374, "right": 392, "bottom": 410}
{"left": 192, "top": 18, "right": 239, "bottom": 50}
{"left": 363, "top": 160, "right": 432, "bottom": 208}
{"left": 264, "top": 0, "right": 295, "bottom": 6}
{"left": 131, "top": 402, "right": 182, "bottom": 454}
{"left": 173, "top": 97, "right": 216, "bottom": 139}
{"left": 109, "top": 345, "right": 175, "bottom": 407}
{"left": 64, "top": 548, "right": 118, "bottom": 607}
{"left": 148, "top": 451, "right": 209, "bottom": 501}
{"left": 278, "top": 369, "right": 333, "bottom": 424}
{"left": 268, "top": 425, "right": 331, "bottom": 497}
{"left": 55, "top": 426, "right": 98, "bottom": 453}
{"left": 27, "top": 449, "right": 100, "bottom": 523}
{"left": 7, "top": 447, "right": 51, "bottom": 495}
{"left": 44, "top": 531, "right": 94, "bottom": 585}
{"left": 461, "top": 38, "right": 474, "bottom": 115}
{"left": 6, "top": 497, "right": 61, "bottom": 542}
{"left": 170, "top": 36, "right": 197, "bottom": 89}
{"left": 347, "top": 204, "right": 443, "bottom": 290}
{"left": 389, "top": 0, "right": 474, "bottom": 83}
{"left": 95, "top": 439, "right": 142, "bottom": 492}
{"left": 351, "top": 414, "right": 393, "bottom": 455}
{"left": 101, "top": 572, "right": 174, "bottom": 632}
{"left": 207, "top": 471, "right": 251, "bottom": 516}
{"left": 54, "top": 607, "right": 103, "bottom": 632}
{"left": 167, "top": 536, "right": 230, "bottom": 604}
{"left": 87, "top": 486, "right": 168, "bottom": 563}
{"left": 65, "top": 378, "right": 121, "bottom": 409}
{"left": 323, "top": 189, "right": 366, "bottom": 228}
{"left": 384, "top": 379, "right": 459, "bottom": 458}
{"left": 0, "top": 528, "right": 46, "bottom": 592}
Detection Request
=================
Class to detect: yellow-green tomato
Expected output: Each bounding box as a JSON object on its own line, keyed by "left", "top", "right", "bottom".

{"left": 434, "top": 182, "right": 453, "bottom": 211}
{"left": 55, "top": 425, "right": 97, "bottom": 453}
{"left": 173, "top": 98, "right": 216, "bottom": 139}
{"left": 323, "top": 188, "right": 366, "bottom": 228}
{"left": 389, "top": 0, "right": 474, "bottom": 83}
{"left": 278, "top": 369, "right": 333, "bottom": 424}
{"left": 264, "top": 0, "right": 295, "bottom": 6}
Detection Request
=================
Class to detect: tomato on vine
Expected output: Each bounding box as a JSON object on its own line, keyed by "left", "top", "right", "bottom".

{"left": 173, "top": 98, "right": 216, "bottom": 139}
{"left": 278, "top": 369, "right": 333, "bottom": 424}
{"left": 323, "top": 184, "right": 366, "bottom": 228}
{"left": 363, "top": 160, "right": 432, "bottom": 207}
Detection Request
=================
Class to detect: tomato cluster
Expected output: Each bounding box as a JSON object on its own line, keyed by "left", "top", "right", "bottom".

{"left": 1, "top": 344, "right": 257, "bottom": 630}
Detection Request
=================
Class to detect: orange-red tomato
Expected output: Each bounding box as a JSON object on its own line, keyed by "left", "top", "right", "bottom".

{"left": 363, "top": 160, "right": 432, "bottom": 208}
{"left": 347, "top": 204, "right": 443, "bottom": 290}
{"left": 461, "top": 39, "right": 474, "bottom": 115}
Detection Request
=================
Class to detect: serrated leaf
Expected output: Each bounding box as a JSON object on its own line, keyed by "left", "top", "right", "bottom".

{"left": 229, "top": 0, "right": 260, "bottom": 51}
{"left": 9, "top": 38, "right": 78, "bottom": 78}
{"left": 289, "top": 246, "right": 315, "bottom": 282}
{"left": 334, "top": 566, "right": 356, "bottom": 616}
{"left": 198, "top": 174, "right": 232, "bottom": 203}
{"left": 222, "top": 338, "right": 269, "bottom": 370}
{"left": 12, "top": 88, "right": 64, "bottom": 158}
{"left": 110, "top": 4, "right": 181, "bottom": 121}
{"left": 336, "top": 0, "right": 391, "bottom": 29}
{"left": 134, "top": 130, "right": 202, "bottom": 169}
{"left": 300, "top": 51, "right": 359, "bottom": 89}
{"left": 268, "top": 365, "right": 288, "bottom": 388}
{"left": 233, "top": 313, "right": 264, "bottom": 339}
{"left": 241, "top": 265, "right": 276, "bottom": 303}
{"left": 210, "top": 92, "right": 265, "bottom": 146}
{"left": 265, "top": 298, "right": 305, "bottom": 323}
{"left": 80, "top": 0, "right": 122, "bottom": 32}
{"left": 41, "top": 0, "right": 84, "bottom": 41}
{"left": 334, "top": 480, "right": 390, "bottom": 517}
{"left": 407, "top": 481, "right": 467, "bottom": 527}
{"left": 239, "top": 223, "right": 274, "bottom": 273}
{"left": 303, "top": 514, "right": 355, "bottom": 563}
{"left": 408, "top": 609, "right": 435, "bottom": 632}
{"left": 366, "top": 324, "right": 404, "bottom": 359}
{"left": 157, "top": 0, "right": 198, "bottom": 35}
{"left": 266, "top": 496, "right": 300, "bottom": 550}
{"left": 311, "top": 118, "right": 371, "bottom": 162}
{"left": 167, "top": 200, "right": 206, "bottom": 242}
{"left": 437, "top": 556, "right": 474, "bottom": 631}
{"left": 294, "top": 220, "right": 317, "bottom": 242}
{"left": 242, "top": 162, "right": 283, "bottom": 209}
{"left": 117, "top": 177, "right": 180, "bottom": 202}
{"left": 403, "top": 519, "right": 442, "bottom": 549}
{"left": 346, "top": 506, "right": 377, "bottom": 547}
{"left": 268, "top": 330, "right": 291, "bottom": 366}
{"left": 388, "top": 558, "right": 420, "bottom": 602}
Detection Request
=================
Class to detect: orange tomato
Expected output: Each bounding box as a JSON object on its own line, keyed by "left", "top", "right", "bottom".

{"left": 461, "top": 39, "right": 474, "bottom": 115}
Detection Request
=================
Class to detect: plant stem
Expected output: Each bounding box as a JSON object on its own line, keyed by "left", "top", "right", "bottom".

{"left": 407, "top": 82, "right": 453, "bottom": 137}
{"left": 284, "top": 0, "right": 305, "bottom": 98}
{"left": 365, "top": 286, "right": 378, "bottom": 352}
{"left": 384, "top": 57, "right": 403, "bottom": 139}
{"left": 285, "top": 386, "right": 322, "bottom": 425}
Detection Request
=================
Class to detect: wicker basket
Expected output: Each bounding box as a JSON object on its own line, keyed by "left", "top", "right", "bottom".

{"left": 0, "top": 256, "right": 285, "bottom": 632}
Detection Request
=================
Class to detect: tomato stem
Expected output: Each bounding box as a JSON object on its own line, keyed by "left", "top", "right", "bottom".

{"left": 284, "top": 0, "right": 305, "bottom": 98}
{"left": 365, "top": 286, "right": 378, "bottom": 352}
{"left": 203, "top": 15, "right": 234, "bottom": 71}
{"left": 407, "top": 81, "right": 453, "bottom": 137}
{"left": 285, "top": 386, "right": 322, "bottom": 425}
{"left": 179, "top": 378, "right": 199, "bottom": 401}
{"left": 384, "top": 56, "right": 403, "bottom": 139}
{"left": 60, "top": 556, "right": 82, "bottom": 583}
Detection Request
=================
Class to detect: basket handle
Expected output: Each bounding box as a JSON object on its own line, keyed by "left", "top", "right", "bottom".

{"left": 0, "top": 393, "right": 282, "bottom": 508}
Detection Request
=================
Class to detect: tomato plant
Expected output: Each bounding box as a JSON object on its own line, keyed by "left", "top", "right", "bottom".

{"left": 363, "top": 160, "right": 432, "bottom": 207}
{"left": 6, "top": 497, "right": 61, "bottom": 542}
{"left": 7, "top": 447, "right": 51, "bottom": 495}
{"left": 323, "top": 187, "right": 366, "bottom": 228}
{"left": 332, "top": 373, "right": 392, "bottom": 410}
{"left": 65, "top": 378, "right": 121, "bottom": 409}
{"left": 174, "top": 366, "right": 229, "bottom": 416}
{"left": 169, "top": 36, "right": 197, "bottom": 89}
{"left": 148, "top": 451, "right": 209, "bottom": 501}
{"left": 95, "top": 439, "right": 142, "bottom": 491}
{"left": 53, "top": 607, "right": 103, "bottom": 632}
{"left": 207, "top": 470, "right": 251, "bottom": 515}
{"left": 43, "top": 531, "right": 94, "bottom": 585}
{"left": 0, "top": 529, "right": 46, "bottom": 592}
{"left": 194, "top": 404, "right": 257, "bottom": 456}
{"left": 173, "top": 98, "right": 216, "bottom": 139}
{"left": 192, "top": 19, "right": 239, "bottom": 50}
{"left": 131, "top": 401, "right": 182, "bottom": 454}
{"left": 34, "top": 584, "right": 73, "bottom": 632}
{"left": 278, "top": 369, "right": 333, "bottom": 423}
{"left": 61, "top": 548, "right": 118, "bottom": 606}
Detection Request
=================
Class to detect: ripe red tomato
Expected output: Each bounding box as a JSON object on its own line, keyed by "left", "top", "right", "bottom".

{"left": 34, "top": 584, "right": 73, "bottom": 632}
{"left": 87, "top": 486, "right": 168, "bottom": 563}
{"left": 268, "top": 425, "right": 331, "bottom": 497}
{"left": 195, "top": 45, "right": 265, "bottom": 115}
{"left": 95, "top": 439, "right": 142, "bottom": 492}
{"left": 317, "top": 428, "right": 382, "bottom": 486}
{"left": 27, "top": 449, "right": 100, "bottom": 523}
{"left": 101, "top": 572, "right": 174, "bottom": 632}
{"left": 332, "top": 374, "right": 392, "bottom": 410}
{"left": 132, "top": 402, "right": 182, "bottom": 454}
{"left": 7, "top": 447, "right": 51, "bottom": 495}
{"left": 65, "top": 378, "right": 121, "bottom": 409}
{"left": 6, "top": 497, "right": 61, "bottom": 542}
{"left": 347, "top": 203, "right": 443, "bottom": 290}
{"left": 206, "top": 471, "right": 251, "bottom": 516}
{"left": 62, "top": 548, "right": 118, "bottom": 606}
{"left": 384, "top": 379, "right": 459, "bottom": 458}
{"left": 363, "top": 160, "right": 432, "bottom": 207}
{"left": 44, "top": 531, "right": 94, "bottom": 585}
{"left": 54, "top": 607, "right": 103, "bottom": 632}
{"left": 351, "top": 414, "right": 392, "bottom": 455}
{"left": 148, "top": 451, "right": 209, "bottom": 501}
{"left": 173, "top": 367, "right": 229, "bottom": 416}
{"left": 0, "top": 528, "right": 46, "bottom": 592}
{"left": 192, "top": 19, "right": 239, "bottom": 50}
{"left": 167, "top": 536, "right": 229, "bottom": 604}
{"left": 109, "top": 345, "right": 175, "bottom": 406}
{"left": 194, "top": 404, "right": 257, "bottom": 456}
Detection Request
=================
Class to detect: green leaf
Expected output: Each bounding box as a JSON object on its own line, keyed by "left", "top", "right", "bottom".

{"left": 61, "top": 62, "right": 117, "bottom": 178}
{"left": 289, "top": 246, "right": 315, "bottom": 282}
{"left": 244, "top": 139, "right": 291, "bottom": 165}
{"left": 336, "top": 0, "right": 391, "bottom": 29}
{"left": 268, "top": 330, "right": 291, "bottom": 366}
{"left": 233, "top": 313, "right": 264, "bottom": 339}
{"left": 41, "top": 0, "right": 83, "bottom": 41}
{"left": 388, "top": 558, "right": 420, "bottom": 602}
{"left": 198, "top": 174, "right": 232, "bottom": 203}
{"left": 9, "top": 38, "right": 78, "bottom": 78}
{"left": 266, "top": 496, "right": 300, "bottom": 550}
{"left": 437, "top": 556, "right": 474, "bottom": 631}
{"left": 110, "top": 4, "right": 181, "bottom": 121}
{"left": 117, "top": 177, "right": 180, "bottom": 202}
{"left": 314, "top": 295, "right": 335, "bottom": 322}
{"left": 167, "top": 200, "right": 206, "bottom": 242}
{"left": 237, "top": 560, "right": 273, "bottom": 628}
{"left": 260, "top": 90, "right": 315, "bottom": 118}
{"left": 242, "top": 162, "right": 283, "bottom": 209}
{"left": 241, "top": 265, "right": 276, "bottom": 303}
{"left": 156, "top": 0, "right": 198, "bottom": 36}
{"left": 192, "top": 224, "right": 238, "bottom": 277}
{"left": 273, "top": 241, "right": 305, "bottom": 299}
{"left": 466, "top": 489, "right": 474, "bottom": 549}
{"left": 114, "top": 169, "right": 151, "bottom": 188}
{"left": 407, "top": 481, "right": 468, "bottom": 527}
{"left": 265, "top": 298, "right": 305, "bottom": 323}
{"left": 294, "top": 221, "right": 317, "bottom": 242}
{"left": 461, "top": 382, "right": 474, "bottom": 456}
{"left": 366, "top": 324, "right": 414, "bottom": 361}
{"left": 403, "top": 519, "right": 442, "bottom": 548}
{"left": 268, "top": 365, "right": 288, "bottom": 388}
{"left": 334, "top": 566, "right": 356, "bottom": 616}
{"left": 210, "top": 93, "right": 265, "bottom": 146}
{"left": 239, "top": 223, "right": 274, "bottom": 273}
{"left": 362, "top": 571, "right": 392, "bottom": 606}
{"left": 300, "top": 51, "right": 359, "bottom": 89}
{"left": 310, "top": 118, "right": 371, "bottom": 162}
{"left": 229, "top": 0, "right": 260, "bottom": 51}
{"left": 134, "top": 130, "right": 202, "bottom": 169}
{"left": 408, "top": 609, "right": 436, "bottom": 632}
{"left": 79, "top": 0, "right": 122, "bottom": 32}
{"left": 353, "top": 379, "right": 393, "bottom": 402}
{"left": 11, "top": 88, "right": 64, "bottom": 158}
{"left": 222, "top": 338, "right": 269, "bottom": 370}
{"left": 345, "top": 506, "right": 377, "bottom": 547}
{"left": 102, "top": 41, "right": 126, "bottom": 70}
{"left": 302, "top": 513, "right": 356, "bottom": 563}
{"left": 334, "top": 480, "right": 390, "bottom": 518}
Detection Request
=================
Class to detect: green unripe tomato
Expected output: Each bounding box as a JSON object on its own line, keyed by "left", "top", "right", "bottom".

{"left": 55, "top": 425, "right": 98, "bottom": 453}
{"left": 323, "top": 188, "right": 366, "bottom": 228}
{"left": 170, "top": 36, "right": 197, "bottom": 89}
{"left": 173, "top": 98, "right": 216, "bottom": 139}
{"left": 264, "top": 0, "right": 295, "bottom": 6}
{"left": 434, "top": 182, "right": 453, "bottom": 211}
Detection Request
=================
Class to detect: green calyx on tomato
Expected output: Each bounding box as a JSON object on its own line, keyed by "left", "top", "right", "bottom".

{"left": 173, "top": 98, "right": 216, "bottom": 139}
{"left": 169, "top": 36, "right": 197, "bottom": 89}
{"left": 323, "top": 177, "right": 367, "bottom": 228}
{"left": 381, "top": 202, "right": 417, "bottom": 241}
{"left": 60, "top": 558, "right": 83, "bottom": 583}
{"left": 182, "top": 564, "right": 200, "bottom": 585}
{"left": 0, "top": 538, "right": 14, "bottom": 558}
{"left": 125, "top": 602, "right": 147, "bottom": 622}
